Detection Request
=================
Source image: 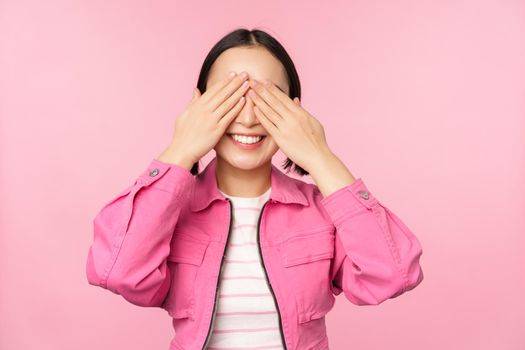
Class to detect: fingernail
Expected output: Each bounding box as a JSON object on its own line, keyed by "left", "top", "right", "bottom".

{"left": 240, "top": 71, "right": 248, "bottom": 79}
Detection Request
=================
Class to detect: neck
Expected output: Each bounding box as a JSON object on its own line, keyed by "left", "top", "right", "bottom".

{"left": 215, "top": 157, "right": 271, "bottom": 198}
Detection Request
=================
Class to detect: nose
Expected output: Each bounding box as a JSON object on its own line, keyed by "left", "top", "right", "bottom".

{"left": 233, "top": 88, "right": 261, "bottom": 127}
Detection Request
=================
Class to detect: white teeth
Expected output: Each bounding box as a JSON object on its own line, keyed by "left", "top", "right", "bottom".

{"left": 231, "top": 134, "right": 263, "bottom": 144}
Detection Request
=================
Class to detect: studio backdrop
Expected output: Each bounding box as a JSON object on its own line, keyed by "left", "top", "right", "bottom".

{"left": 1, "top": 1, "right": 524, "bottom": 349}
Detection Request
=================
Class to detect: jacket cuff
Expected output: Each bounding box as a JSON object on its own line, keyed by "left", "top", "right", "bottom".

{"left": 319, "top": 178, "right": 379, "bottom": 223}
{"left": 137, "top": 158, "right": 195, "bottom": 199}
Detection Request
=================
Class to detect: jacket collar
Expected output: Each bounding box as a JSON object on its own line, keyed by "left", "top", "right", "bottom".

{"left": 190, "top": 156, "right": 308, "bottom": 212}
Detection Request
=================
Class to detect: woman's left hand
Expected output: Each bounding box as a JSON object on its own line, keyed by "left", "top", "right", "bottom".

{"left": 247, "top": 79, "right": 333, "bottom": 173}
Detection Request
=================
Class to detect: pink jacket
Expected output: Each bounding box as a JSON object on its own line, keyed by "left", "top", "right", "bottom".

{"left": 86, "top": 156, "right": 424, "bottom": 350}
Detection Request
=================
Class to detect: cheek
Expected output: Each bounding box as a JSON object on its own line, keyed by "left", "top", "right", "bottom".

{"left": 212, "top": 134, "right": 228, "bottom": 151}
{"left": 265, "top": 137, "right": 279, "bottom": 152}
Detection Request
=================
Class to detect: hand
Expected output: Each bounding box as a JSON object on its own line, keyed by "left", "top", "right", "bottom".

{"left": 158, "top": 71, "right": 250, "bottom": 168}
{"left": 247, "top": 79, "right": 332, "bottom": 173}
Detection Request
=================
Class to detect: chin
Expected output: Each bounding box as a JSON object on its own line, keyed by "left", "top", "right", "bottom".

{"left": 221, "top": 155, "right": 269, "bottom": 170}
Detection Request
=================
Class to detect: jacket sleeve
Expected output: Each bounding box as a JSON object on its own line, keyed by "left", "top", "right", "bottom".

{"left": 319, "top": 178, "right": 424, "bottom": 305}
{"left": 85, "top": 158, "right": 195, "bottom": 307}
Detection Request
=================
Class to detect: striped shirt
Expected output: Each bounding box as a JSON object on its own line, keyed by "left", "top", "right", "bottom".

{"left": 206, "top": 186, "right": 284, "bottom": 350}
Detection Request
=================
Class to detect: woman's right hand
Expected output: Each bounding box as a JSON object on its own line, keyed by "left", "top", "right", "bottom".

{"left": 157, "top": 71, "right": 250, "bottom": 170}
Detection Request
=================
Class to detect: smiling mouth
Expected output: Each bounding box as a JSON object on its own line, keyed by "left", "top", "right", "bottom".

{"left": 226, "top": 133, "right": 267, "bottom": 145}
{"left": 226, "top": 133, "right": 267, "bottom": 137}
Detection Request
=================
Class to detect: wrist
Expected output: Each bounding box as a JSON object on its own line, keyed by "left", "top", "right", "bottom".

{"left": 305, "top": 146, "right": 336, "bottom": 174}
{"left": 157, "top": 146, "right": 196, "bottom": 171}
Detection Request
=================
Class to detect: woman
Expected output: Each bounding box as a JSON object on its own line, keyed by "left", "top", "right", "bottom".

{"left": 86, "top": 28, "right": 424, "bottom": 350}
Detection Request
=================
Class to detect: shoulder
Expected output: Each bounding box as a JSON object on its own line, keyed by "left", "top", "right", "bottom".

{"left": 288, "top": 176, "right": 327, "bottom": 209}
{"left": 282, "top": 175, "right": 335, "bottom": 228}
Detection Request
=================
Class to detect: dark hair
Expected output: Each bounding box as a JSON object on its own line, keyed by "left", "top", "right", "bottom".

{"left": 189, "top": 27, "right": 309, "bottom": 177}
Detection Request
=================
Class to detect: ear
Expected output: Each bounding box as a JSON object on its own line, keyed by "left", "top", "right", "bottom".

{"left": 293, "top": 97, "right": 301, "bottom": 106}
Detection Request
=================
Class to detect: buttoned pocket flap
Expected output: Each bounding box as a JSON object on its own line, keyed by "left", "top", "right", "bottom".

{"left": 168, "top": 234, "right": 210, "bottom": 266}
{"left": 280, "top": 231, "right": 335, "bottom": 267}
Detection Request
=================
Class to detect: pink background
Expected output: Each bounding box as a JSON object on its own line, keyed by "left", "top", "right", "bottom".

{"left": 1, "top": 1, "right": 524, "bottom": 349}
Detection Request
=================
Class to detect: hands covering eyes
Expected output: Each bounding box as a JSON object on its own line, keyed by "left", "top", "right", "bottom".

{"left": 158, "top": 71, "right": 331, "bottom": 174}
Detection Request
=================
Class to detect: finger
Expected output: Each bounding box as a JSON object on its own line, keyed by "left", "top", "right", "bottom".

{"left": 250, "top": 80, "right": 290, "bottom": 117}
{"left": 209, "top": 72, "right": 249, "bottom": 111}
{"left": 259, "top": 78, "right": 301, "bottom": 112}
{"left": 217, "top": 95, "right": 246, "bottom": 130}
{"left": 253, "top": 102, "right": 279, "bottom": 138}
{"left": 214, "top": 79, "right": 250, "bottom": 118}
{"left": 191, "top": 87, "right": 201, "bottom": 102}
{"left": 200, "top": 71, "right": 237, "bottom": 104}
{"left": 248, "top": 87, "right": 283, "bottom": 128}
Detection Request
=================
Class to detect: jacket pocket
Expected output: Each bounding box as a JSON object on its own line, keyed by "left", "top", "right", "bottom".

{"left": 278, "top": 228, "right": 336, "bottom": 324}
{"left": 163, "top": 233, "right": 210, "bottom": 320}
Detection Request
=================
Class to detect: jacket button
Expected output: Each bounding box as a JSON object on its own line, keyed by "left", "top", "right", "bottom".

{"left": 149, "top": 168, "right": 159, "bottom": 177}
{"left": 358, "top": 190, "right": 369, "bottom": 200}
